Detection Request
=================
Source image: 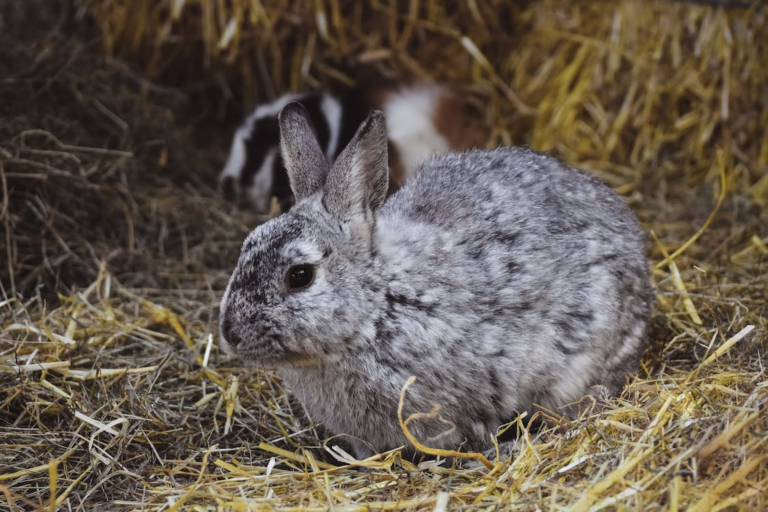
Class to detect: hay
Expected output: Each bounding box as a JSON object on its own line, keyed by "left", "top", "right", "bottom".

{"left": 2, "top": 0, "right": 767, "bottom": 509}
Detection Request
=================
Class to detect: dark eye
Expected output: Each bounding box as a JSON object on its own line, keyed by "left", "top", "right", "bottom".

{"left": 286, "top": 264, "right": 315, "bottom": 291}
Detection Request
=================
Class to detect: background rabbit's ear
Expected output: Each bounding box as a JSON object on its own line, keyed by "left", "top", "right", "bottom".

{"left": 278, "top": 102, "right": 330, "bottom": 201}
{"left": 324, "top": 110, "right": 389, "bottom": 218}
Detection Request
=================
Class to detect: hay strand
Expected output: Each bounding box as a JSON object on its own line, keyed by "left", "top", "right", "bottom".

{"left": 397, "top": 376, "right": 495, "bottom": 470}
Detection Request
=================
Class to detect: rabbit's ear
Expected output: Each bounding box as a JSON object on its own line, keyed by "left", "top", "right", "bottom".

{"left": 324, "top": 110, "right": 389, "bottom": 218}
{"left": 278, "top": 102, "right": 330, "bottom": 201}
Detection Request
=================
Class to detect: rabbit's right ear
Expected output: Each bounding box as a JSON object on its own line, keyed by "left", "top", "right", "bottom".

{"left": 324, "top": 110, "right": 389, "bottom": 219}
{"left": 278, "top": 102, "right": 330, "bottom": 201}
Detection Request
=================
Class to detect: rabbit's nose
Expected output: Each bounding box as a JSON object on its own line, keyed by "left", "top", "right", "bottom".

{"left": 220, "top": 315, "right": 241, "bottom": 348}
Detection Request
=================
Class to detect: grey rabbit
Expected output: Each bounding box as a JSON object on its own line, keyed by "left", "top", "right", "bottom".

{"left": 219, "top": 103, "right": 652, "bottom": 460}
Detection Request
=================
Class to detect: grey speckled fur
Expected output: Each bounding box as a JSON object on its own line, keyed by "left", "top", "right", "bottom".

{"left": 220, "top": 103, "right": 652, "bottom": 459}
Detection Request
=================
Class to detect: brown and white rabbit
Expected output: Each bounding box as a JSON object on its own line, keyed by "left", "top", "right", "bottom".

{"left": 219, "top": 82, "right": 478, "bottom": 212}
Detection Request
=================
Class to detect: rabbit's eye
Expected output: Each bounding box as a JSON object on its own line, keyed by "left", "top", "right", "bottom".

{"left": 286, "top": 264, "right": 315, "bottom": 291}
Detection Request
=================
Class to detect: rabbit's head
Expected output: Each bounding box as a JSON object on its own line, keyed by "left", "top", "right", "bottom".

{"left": 219, "top": 103, "right": 389, "bottom": 367}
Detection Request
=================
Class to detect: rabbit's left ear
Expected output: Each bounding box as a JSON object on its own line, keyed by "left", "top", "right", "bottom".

{"left": 279, "top": 102, "right": 330, "bottom": 201}
{"left": 324, "top": 110, "right": 389, "bottom": 218}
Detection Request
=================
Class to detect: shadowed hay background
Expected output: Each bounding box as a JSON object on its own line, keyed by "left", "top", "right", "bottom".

{"left": 0, "top": 0, "right": 766, "bottom": 509}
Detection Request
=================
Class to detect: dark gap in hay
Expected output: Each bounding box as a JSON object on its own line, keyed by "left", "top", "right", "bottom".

{"left": 0, "top": 2, "right": 257, "bottom": 302}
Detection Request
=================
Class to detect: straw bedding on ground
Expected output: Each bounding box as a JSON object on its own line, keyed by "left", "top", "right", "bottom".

{"left": 1, "top": 0, "right": 766, "bottom": 510}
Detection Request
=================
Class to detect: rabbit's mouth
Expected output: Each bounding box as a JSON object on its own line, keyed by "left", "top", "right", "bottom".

{"left": 265, "top": 356, "right": 327, "bottom": 369}
{"left": 220, "top": 314, "right": 343, "bottom": 368}
{"left": 235, "top": 346, "right": 338, "bottom": 369}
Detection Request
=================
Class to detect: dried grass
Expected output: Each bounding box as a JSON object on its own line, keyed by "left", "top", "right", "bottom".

{"left": 1, "top": 0, "right": 767, "bottom": 510}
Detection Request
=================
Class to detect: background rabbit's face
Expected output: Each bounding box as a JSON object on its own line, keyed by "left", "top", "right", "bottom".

{"left": 219, "top": 92, "right": 323, "bottom": 212}
{"left": 219, "top": 199, "right": 380, "bottom": 368}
